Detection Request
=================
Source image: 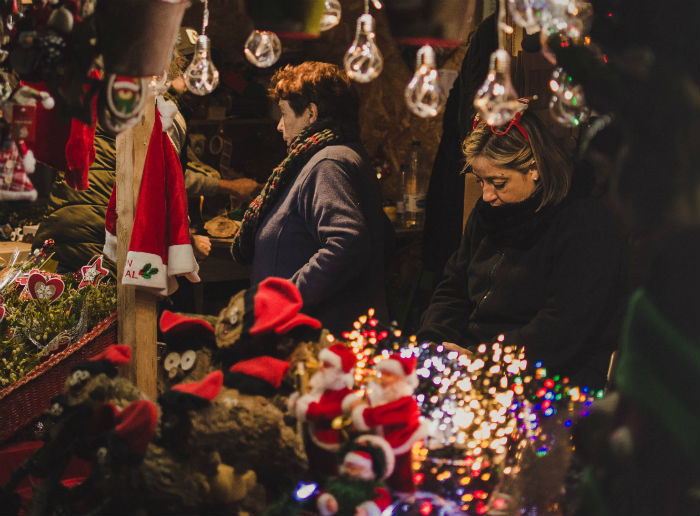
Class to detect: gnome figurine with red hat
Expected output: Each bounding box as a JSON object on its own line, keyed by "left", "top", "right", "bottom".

{"left": 158, "top": 310, "right": 219, "bottom": 391}
{"left": 215, "top": 277, "right": 323, "bottom": 363}
{"left": 288, "top": 342, "right": 358, "bottom": 477}
{"left": 349, "top": 353, "right": 427, "bottom": 497}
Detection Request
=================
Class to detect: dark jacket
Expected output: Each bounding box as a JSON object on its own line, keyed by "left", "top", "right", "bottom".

{"left": 418, "top": 191, "right": 627, "bottom": 388}
{"left": 250, "top": 143, "right": 393, "bottom": 335}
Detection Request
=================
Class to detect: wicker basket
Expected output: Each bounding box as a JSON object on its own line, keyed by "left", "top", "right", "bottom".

{"left": 0, "top": 312, "right": 118, "bottom": 443}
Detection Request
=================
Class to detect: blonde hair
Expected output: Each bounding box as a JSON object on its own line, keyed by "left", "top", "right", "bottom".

{"left": 463, "top": 111, "right": 572, "bottom": 209}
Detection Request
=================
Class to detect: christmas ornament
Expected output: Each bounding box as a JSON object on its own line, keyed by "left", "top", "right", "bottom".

{"left": 541, "top": 0, "right": 593, "bottom": 42}
{"left": 548, "top": 66, "right": 590, "bottom": 127}
{"left": 183, "top": 0, "right": 219, "bottom": 94}
{"left": 243, "top": 30, "right": 281, "bottom": 68}
{"left": 405, "top": 45, "right": 445, "bottom": 118}
{"left": 507, "top": 0, "right": 550, "bottom": 34}
{"left": 343, "top": 13, "right": 383, "bottom": 83}
{"left": 474, "top": 0, "right": 527, "bottom": 126}
{"left": 78, "top": 255, "right": 109, "bottom": 289}
{"left": 149, "top": 69, "right": 170, "bottom": 96}
{"left": 474, "top": 49, "right": 527, "bottom": 126}
{"left": 319, "top": 0, "right": 342, "bottom": 31}
{"left": 184, "top": 34, "right": 220, "bottom": 95}
{"left": 106, "top": 75, "right": 146, "bottom": 120}
{"left": 0, "top": 302, "right": 5, "bottom": 323}
{"left": 25, "top": 270, "right": 65, "bottom": 303}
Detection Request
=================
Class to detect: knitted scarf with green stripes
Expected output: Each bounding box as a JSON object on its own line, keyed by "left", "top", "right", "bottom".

{"left": 231, "top": 122, "right": 347, "bottom": 264}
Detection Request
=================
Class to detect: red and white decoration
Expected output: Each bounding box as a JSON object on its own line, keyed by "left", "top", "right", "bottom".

{"left": 0, "top": 140, "right": 37, "bottom": 202}
{"left": 23, "top": 271, "right": 65, "bottom": 303}
{"left": 78, "top": 255, "right": 109, "bottom": 289}
{"left": 103, "top": 105, "right": 199, "bottom": 296}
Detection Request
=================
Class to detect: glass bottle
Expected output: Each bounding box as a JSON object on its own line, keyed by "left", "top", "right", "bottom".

{"left": 403, "top": 141, "right": 426, "bottom": 229}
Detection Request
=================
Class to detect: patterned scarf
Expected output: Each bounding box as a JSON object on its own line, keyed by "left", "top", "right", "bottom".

{"left": 231, "top": 122, "right": 347, "bottom": 264}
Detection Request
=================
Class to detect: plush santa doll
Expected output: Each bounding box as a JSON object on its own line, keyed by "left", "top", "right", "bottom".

{"left": 349, "top": 353, "right": 427, "bottom": 496}
{"left": 316, "top": 434, "right": 395, "bottom": 516}
{"left": 288, "top": 343, "right": 358, "bottom": 477}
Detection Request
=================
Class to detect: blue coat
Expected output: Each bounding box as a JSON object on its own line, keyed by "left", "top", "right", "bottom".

{"left": 251, "top": 143, "right": 393, "bottom": 334}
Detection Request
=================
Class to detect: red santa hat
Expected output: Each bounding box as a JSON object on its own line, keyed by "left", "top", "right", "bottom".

{"left": 377, "top": 353, "right": 419, "bottom": 390}
{"left": 159, "top": 310, "right": 215, "bottom": 341}
{"left": 318, "top": 343, "right": 357, "bottom": 389}
{"left": 107, "top": 104, "right": 199, "bottom": 296}
{"left": 113, "top": 400, "right": 159, "bottom": 456}
{"left": 225, "top": 356, "right": 290, "bottom": 396}
{"left": 244, "top": 277, "right": 321, "bottom": 335}
{"left": 159, "top": 370, "right": 223, "bottom": 411}
{"left": 69, "top": 344, "right": 132, "bottom": 382}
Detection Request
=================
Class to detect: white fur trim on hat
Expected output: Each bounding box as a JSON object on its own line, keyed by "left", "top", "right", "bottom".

{"left": 354, "top": 434, "right": 395, "bottom": 480}
{"left": 318, "top": 347, "right": 342, "bottom": 370}
{"left": 122, "top": 251, "right": 168, "bottom": 294}
{"left": 351, "top": 403, "right": 371, "bottom": 432}
{"left": 343, "top": 450, "right": 374, "bottom": 475}
{"left": 103, "top": 229, "right": 117, "bottom": 262}
{"left": 317, "top": 492, "right": 338, "bottom": 516}
{"left": 378, "top": 358, "right": 419, "bottom": 390}
{"left": 167, "top": 243, "right": 200, "bottom": 283}
{"left": 356, "top": 501, "right": 382, "bottom": 516}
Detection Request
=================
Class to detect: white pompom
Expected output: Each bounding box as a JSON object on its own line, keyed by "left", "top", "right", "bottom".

{"left": 41, "top": 94, "right": 55, "bottom": 110}
{"left": 23, "top": 149, "right": 36, "bottom": 173}
{"left": 156, "top": 95, "right": 178, "bottom": 132}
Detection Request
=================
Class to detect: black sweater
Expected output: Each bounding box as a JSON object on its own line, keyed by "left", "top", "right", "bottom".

{"left": 418, "top": 192, "right": 627, "bottom": 388}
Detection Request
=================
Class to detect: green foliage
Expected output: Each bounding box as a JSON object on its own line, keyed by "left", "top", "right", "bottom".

{"left": 0, "top": 276, "right": 117, "bottom": 390}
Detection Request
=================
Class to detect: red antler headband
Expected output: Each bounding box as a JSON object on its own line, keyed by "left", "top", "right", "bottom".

{"left": 472, "top": 98, "right": 531, "bottom": 141}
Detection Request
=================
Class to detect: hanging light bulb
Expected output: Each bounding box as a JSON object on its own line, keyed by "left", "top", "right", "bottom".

{"left": 344, "top": 13, "right": 383, "bottom": 83}
{"left": 473, "top": 49, "right": 527, "bottom": 127}
{"left": 183, "top": 0, "right": 219, "bottom": 95}
{"left": 149, "top": 69, "right": 170, "bottom": 96}
{"left": 243, "top": 30, "right": 281, "bottom": 68}
{"left": 320, "top": 0, "right": 342, "bottom": 31}
{"left": 541, "top": 0, "right": 593, "bottom": 42}
{"left": 506, "top": 0, "right": 550, "bottom": 34}
{"left": 404, "top": 45, "right": 444, "bottom": 118}
{"left": 184, "top": 35, "right": 220, "bottom": 95}
{"left": 548, "top": 67, "right": 589, "bottom": 127}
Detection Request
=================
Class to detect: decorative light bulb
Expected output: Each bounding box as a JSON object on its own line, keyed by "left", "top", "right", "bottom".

{"left": 473, "top": 49, "right": 526, "bottom": 127}
{"left": 548, "top": 67, "right": 589, "bottom": 127}
{"left": 541, "top": 0, "right": 593, "bottom": 42}
{"left": 184, "top": 35, "right": 219, "bottom": 95}
{"left": 243, "top": 30, "right": 281, "bottom": 68}
{"left": 506, "top": 0, "right": 550, "bottom": 33}
{"left": 343, "top": 14, "right": 383, "bottom": 83}
{"left": 320, "top": 0, "right": 342, "bottom": 31}
{"left": 149, "top": 69, "right": 170, "bottom": 96}
{"left": 404, "top": 45, "right": 444, "bottom": 118}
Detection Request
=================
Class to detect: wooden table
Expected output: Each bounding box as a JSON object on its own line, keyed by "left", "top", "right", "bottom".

{"left": 0, "top": 242, "right": 32, "bottom": 267}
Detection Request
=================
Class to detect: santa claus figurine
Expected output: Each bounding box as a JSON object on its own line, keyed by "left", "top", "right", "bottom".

{"left": 288, "top": 343, "right": 358, "bottom": 477}
{"left": 349, "top": 353, "right": 427, "bottom": 497}
{"left": 316, "top": 434, "right": 395, "bottom": 516}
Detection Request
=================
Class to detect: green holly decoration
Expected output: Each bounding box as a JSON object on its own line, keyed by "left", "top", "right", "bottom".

{"left": 138, "top": 263, "right": 158, "bottom": 279}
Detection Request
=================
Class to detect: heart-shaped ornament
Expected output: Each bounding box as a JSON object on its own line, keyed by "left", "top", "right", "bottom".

{"left": 26, "top": 272, "right": 65, "bottom": 303}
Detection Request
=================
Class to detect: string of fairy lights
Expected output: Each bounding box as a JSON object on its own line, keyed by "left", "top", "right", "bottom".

{"left": 329, "top": 309, "right": 603, "bottom": 514}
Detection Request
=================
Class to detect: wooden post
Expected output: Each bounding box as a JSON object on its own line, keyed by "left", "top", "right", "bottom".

{"left": 116, "top": 100, "right": 157, "bottom": 399}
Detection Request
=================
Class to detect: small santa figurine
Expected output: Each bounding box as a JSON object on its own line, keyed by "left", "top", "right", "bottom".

{"left": 316, "top": 434, "right": 395, "bottom": 516}
{"left": 349, "top": 353, "right": 427, "bottom": 496}
{"left": 288, "top": 343, "right": 358, "bottom": 476}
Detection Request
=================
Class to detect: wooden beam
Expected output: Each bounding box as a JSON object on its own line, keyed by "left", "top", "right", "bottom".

{"left": 116, "top": 99, "right": 158, "bottom": 399}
